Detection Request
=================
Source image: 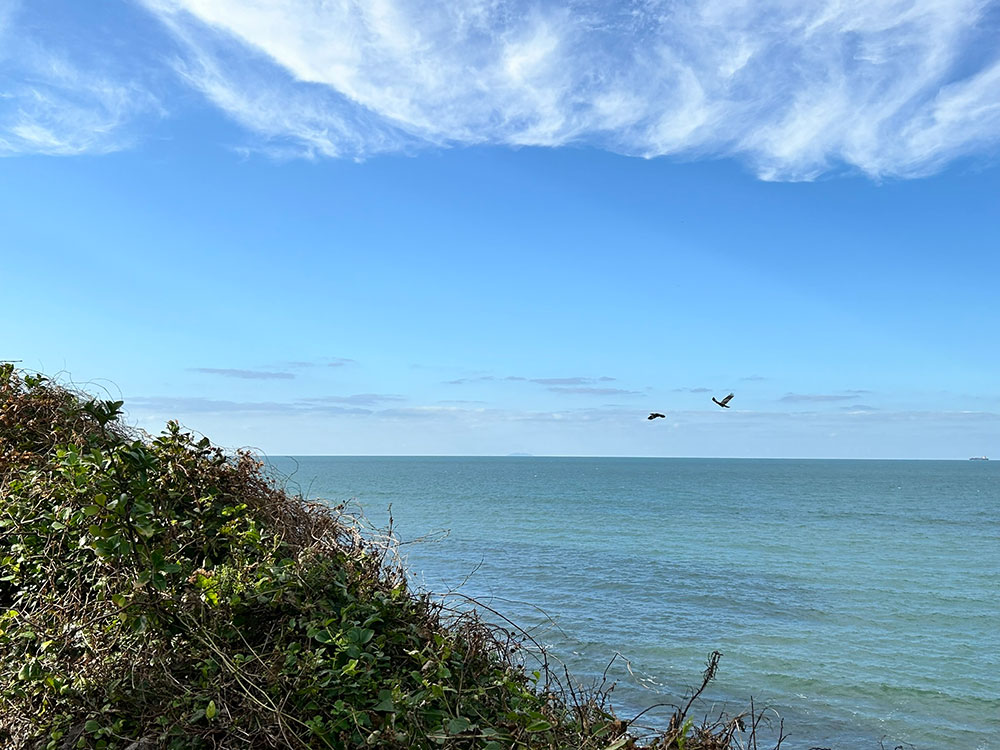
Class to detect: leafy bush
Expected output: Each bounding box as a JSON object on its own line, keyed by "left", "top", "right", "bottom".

{"left": 0, "top": 367, "right": 632, "bottom": 749}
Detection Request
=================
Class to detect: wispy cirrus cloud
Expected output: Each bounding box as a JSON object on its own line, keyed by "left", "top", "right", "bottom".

{"left": 0, "top": 3, "right": 160, "bottom": 156}
{"left": 445, "top": 373, "right": 634, "bottom": 395}
{"left": 190, "top": 367, "right": 295, "bottom": 380}
{"left": 302, "top": 394, "right": 405, "bottom": 407}
{"left": 138, "top": 0, "right": 1000, "bottom": 179}
{"left": 280, "top": 357, "right": 355, "bottom": 368}
{"left": 0, "top": 50, "right": 158, "bottom": 157}
{"left": 129, "top": 390, "right": 406, "bottom": 415}
{"left": 375, "top": 404, "right": 640, "bottom": 422}
{"left": 146, "top": 0, "right": 417, "bottom": 159}
{"left": 531, "top": 376, "right": 616, "bottom": 385}
{"left": 547, "top": 386, "right": 641, "bottom": 396}
{"left": 5, "top": 0, "right": 999, "bottom": 178}
{"left": 444, "top": 375, "right": 527, "bottom": 385}
{"left": 813, "top": 408, "right": 1000, "bottom": 423}
{"left": 127, "top": 395, "right": 371, "bottom": 415}
{"left": 781, "top": 390, "right": 872, "bottom": 403}
{"left": 446, "top": 374, "right": 616, "bottom": 387}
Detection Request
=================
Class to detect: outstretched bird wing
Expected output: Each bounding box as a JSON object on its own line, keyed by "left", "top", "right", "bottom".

{"left": 720, "top": 393, "right": 734, "bottom": 406}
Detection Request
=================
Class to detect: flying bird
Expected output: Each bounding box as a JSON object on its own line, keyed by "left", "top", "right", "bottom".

{"left": 647, "top": 412, "right": 666, "bottom": 420}
{"left": 712, "top": 393, "right": 734, "bottom": 409}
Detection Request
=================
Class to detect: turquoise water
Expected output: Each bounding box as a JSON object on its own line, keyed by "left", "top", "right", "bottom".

{"left": 266, "top": 457, "right": 999, "bottom": 749}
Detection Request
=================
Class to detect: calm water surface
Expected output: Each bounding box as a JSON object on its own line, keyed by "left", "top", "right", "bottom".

{"left": 265, "top": 457, "right": 999, "bottom": 749}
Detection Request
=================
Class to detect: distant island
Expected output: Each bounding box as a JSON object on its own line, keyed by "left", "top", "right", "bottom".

{"left": 507, "top": 452, "right": 534, "bottom": 456}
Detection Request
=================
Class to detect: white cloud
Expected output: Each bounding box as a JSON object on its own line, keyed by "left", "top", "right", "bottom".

{"left": 160, "top": 14, "right": 415, "bottom": 159}
{"left": 3, "top": 0, "right": 999, "bottom": 176}
{"left": 0, "top": 4, "right": 160, "bottom": 156}
{"left": 900, "top": 57, "right": 1000, "bottom": 174}
{"left": 137, "top": 0, "right": 1000, "bottom": 178}
{"left": 190, "top": 368, "right": 295, "bottom": 380}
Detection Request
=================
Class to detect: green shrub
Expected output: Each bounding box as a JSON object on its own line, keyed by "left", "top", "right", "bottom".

{"left": 0, "top": 366, "right": 634, "bottom": 749}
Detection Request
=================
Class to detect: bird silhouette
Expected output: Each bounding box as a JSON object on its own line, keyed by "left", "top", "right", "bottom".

{"left": 647, "top": 412, "right": 666, "bottom": 420}
{"left": 712, "top": 393, "right": 734, "bottom": 408}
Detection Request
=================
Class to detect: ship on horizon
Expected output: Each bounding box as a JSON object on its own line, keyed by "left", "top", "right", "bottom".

{"left": 969, "top": 456, "right": 989, "bottom": 460}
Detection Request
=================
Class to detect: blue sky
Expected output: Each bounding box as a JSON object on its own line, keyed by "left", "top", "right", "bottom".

{"left": 2, "top": 0, "right": 999, "bottom": 458}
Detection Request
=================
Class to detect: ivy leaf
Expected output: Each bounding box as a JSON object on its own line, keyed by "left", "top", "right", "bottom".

{"left": 373, "top": 690, "right": 395, "bottom": 712}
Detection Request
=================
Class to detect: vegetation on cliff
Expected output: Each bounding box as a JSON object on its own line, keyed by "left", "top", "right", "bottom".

{"left": 0, "top": 366, "right": 779, "bottom": 749}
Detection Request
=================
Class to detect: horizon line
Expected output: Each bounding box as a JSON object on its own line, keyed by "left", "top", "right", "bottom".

{"left": 259, "top": 454, "right": 989, "bottom": 461}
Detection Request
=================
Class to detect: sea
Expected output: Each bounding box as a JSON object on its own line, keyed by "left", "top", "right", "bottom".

{"left": 264, "top": 457, "right": 999, "bottom": 750}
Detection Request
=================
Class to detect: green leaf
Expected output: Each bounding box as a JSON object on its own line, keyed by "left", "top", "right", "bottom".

{"left": 446, "top": 717, "right": 471, "bottom": 735}
{"left": 347, "top": 626, "right": 374, "bottom": 644}
{"left": 373, "top": 690, "right": 395, "bottom": 712}
{"left": 84, "top": 720, "right": 100, "bottom": 733}
{"left": 526, "top": 719, "right": 552, "bottom": 732}
{"left": 205, "top": 700, "right": 217, "bottom": 720}
{"left": 603, "top": 737, "right": 631, "bottom": 750}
